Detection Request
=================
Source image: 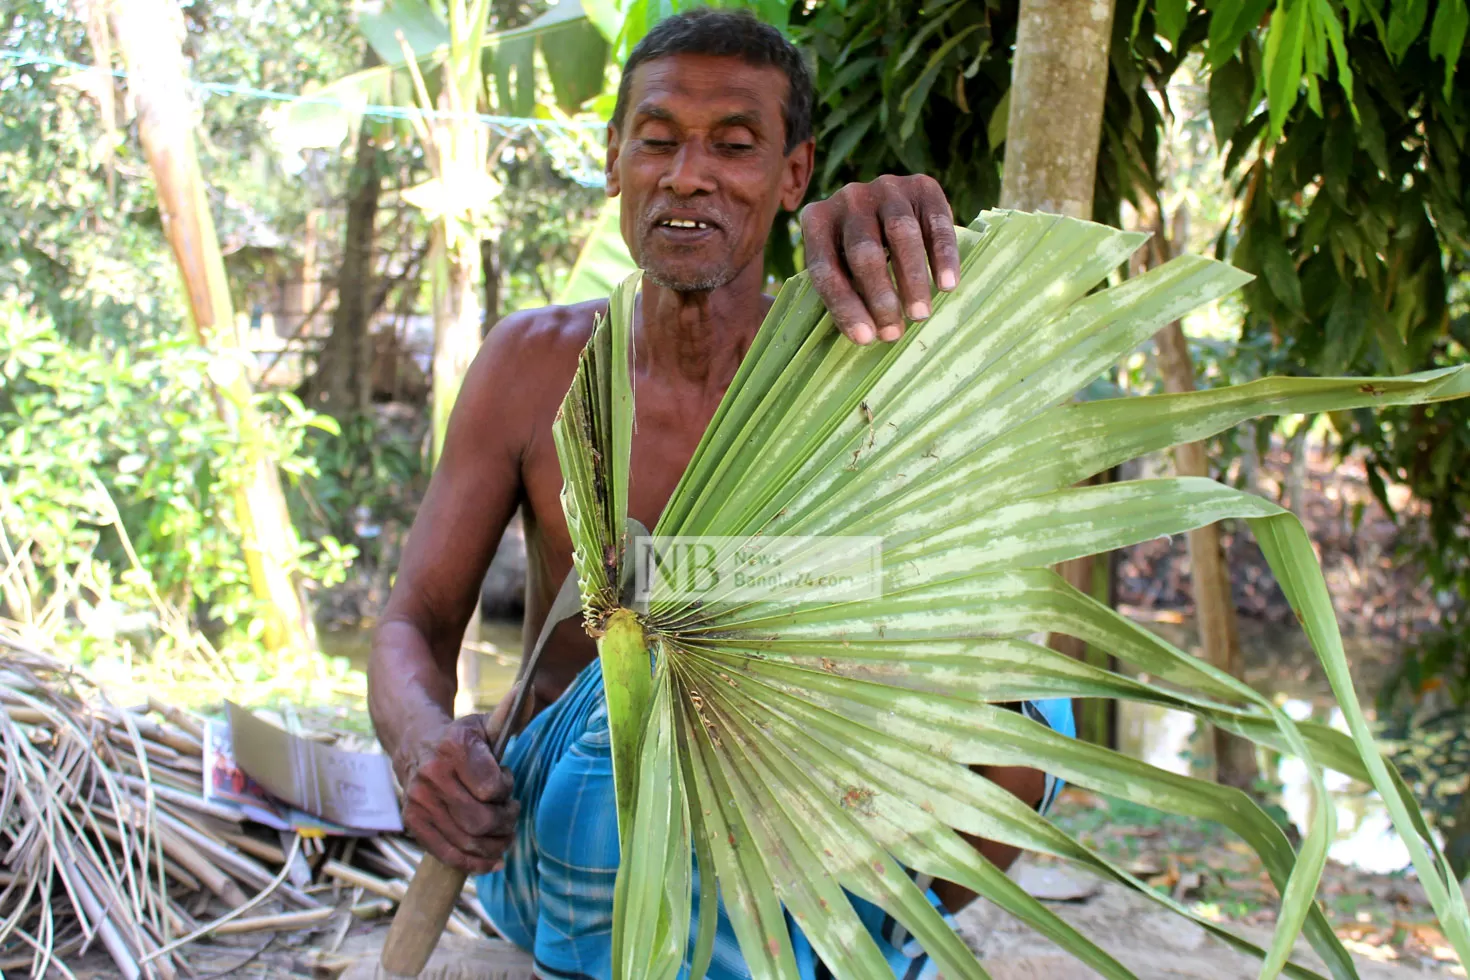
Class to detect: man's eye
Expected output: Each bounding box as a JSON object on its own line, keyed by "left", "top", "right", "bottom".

{"left": 717, "top": 143, "right": 754, "bottom": 152}
{"left": 642, "top": 138, "right": 676, "bottom": 149}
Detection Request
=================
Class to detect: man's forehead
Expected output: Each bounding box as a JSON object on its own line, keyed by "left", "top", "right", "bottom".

{"left": 626, "top": 54, "right": 787, "bottom": 120}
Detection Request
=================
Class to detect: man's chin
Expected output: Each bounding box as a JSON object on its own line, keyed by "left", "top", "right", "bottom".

{"left": 641, "top": 264, "right": 738, "bottom": 293}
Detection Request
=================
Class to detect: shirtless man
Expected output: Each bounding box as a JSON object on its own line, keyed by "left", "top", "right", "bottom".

{"left": 369, "top": 10, "right": 1073, "bottom": 978}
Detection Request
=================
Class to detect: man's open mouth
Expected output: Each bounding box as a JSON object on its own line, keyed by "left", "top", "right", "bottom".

{"left": 657, "top": 218, "right": 716, "bottom": 230}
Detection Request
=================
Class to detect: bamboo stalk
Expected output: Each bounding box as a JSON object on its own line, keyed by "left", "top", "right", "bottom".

{"left": 154, "top": 809, "right": 317, "bottom": 909}
{"left": 460, "top": 891, "right": 499, "bottom": 934}
{"left": 155, "top": 825, "right": 248, "bottom": 909}
{"left": 166, "top": 898, "right": 200, "bottom": 936}
{"left": 446, "top": 910, "right": 480, "bottom": 940}
{"left": 369, "top": 837, "right": 417, "bottom": 879}
{"left": 117, "top": 773, "right": 242, "bottom": 823}
{"left": 208, "top": 906, "right": 334, "bottom": 936}
{"left": 0, "top": 932, "right": 83, "bottom": 970}
{"left": 327, "top": 901, "right": 353, "bottom": 952}
{"left": 299, "top": 950, "right": 356, "bottom": 974}
{"left": 105, "top": 706, "right": 204, "bottom": 757}
{"left": 322, "top": 860, "right": 404, "bottom": 901}
{"left": 115, "top": 754, "right": 199, "bottom": 794}
{"left": 215, "top": 830, "right": 285, "bottom": 865}
{"left": 147, "top": 697, "right": 204, "bottom": 742}
{"left": 61, "top": 855, "right": 142, "bottom": 980}
{"left": 4, "top": 707, "right": 51, "bottom": 726}
{"left": 136, "top": 737, "right": 181, "bottom": 763}
{"left": 351, "top": 897, "right": 395, "bottom": 919}
{"left": 141, "top": 836, "right": 304, "bottom": 964}
{"left": 89, "top": 817, "right": 203, "bottom": 892}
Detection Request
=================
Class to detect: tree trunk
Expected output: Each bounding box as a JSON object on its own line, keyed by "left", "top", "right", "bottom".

{"left": 999, "top": 0, "right": 1117, "bottom": 219}
{"left": 1147, "top": 203, "right": 1259, "bottom": 791}
{"left": 480, "top": 236, "right": 500, "bottom": 338}
{"left": 1000, "top": 0, "right": 1117, "bottom": 738}
{"left": 109, "top": 0, "right": 316, "bottom": 655}
{"left": 316, "top": 103, "right": 380, "bottom": 418}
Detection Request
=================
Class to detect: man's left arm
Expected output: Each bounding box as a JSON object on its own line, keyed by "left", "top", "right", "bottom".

{"left": 800, "top": 173, "right": 962, "bottom": 346}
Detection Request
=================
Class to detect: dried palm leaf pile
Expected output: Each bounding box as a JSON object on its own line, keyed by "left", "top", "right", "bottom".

{"left": 0, "top": 631, "right": 491, "bottom": 979}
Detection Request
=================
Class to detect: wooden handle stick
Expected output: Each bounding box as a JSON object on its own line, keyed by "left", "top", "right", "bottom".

{"left": 377, "top": 569, "right": 587, "bottom": 978}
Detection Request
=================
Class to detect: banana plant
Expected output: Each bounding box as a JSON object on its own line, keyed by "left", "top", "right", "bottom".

{"left": 273, "top": 0, "right": 611, "bottom": 155}
{"left": 556, "top": 198, "right": 638, "bottom": 304}
{"left": 273, "top": 0, "right": 789, "bottom": 155}
{"left": 553, "top": 209, "right": 1470, "bottom": 980}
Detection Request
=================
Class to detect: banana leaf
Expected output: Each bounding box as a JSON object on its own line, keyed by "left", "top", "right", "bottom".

{"left": 275, "top": 0, "right": 611, "bottom": 151}
{"left": 555, "top": 199, "right": 639, "bottom": 306}
{"left": 552, "top": 209, "right": 1470, "bottom": 980}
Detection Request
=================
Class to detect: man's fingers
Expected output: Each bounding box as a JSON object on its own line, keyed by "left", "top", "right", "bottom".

{"left": 405, "top": 800, "right": 503, "bottom": 876}
{"left": 459, "top": 736, "right": 515, "bottom": 803}
{"left": 841, "top": 210, "right": 905, "bottom": 340}
{"left": 802, "top": 203, "right": 877, "bottom": 345}
{"left": 408, "top": 781, "right": 515, "bottom": 862}
{"left": 879, "top": 195, "right": 933, "bottom": 322}
{"left": 434, "top": 762, "right": 519, "bottom": 839}
{"left": 917, "top": 179, "right": 960, "bottom": 291}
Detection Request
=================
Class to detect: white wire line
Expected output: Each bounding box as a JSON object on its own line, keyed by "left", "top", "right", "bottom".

{"left": 5, "top": 48, "right": 610, "bottom": 185}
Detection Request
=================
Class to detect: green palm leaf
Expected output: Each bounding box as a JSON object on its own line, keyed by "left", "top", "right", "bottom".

{"left": 551, "top": 209, "right": 1470, "bottom": 980}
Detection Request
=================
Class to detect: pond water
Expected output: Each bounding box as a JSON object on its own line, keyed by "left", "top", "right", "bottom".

{"left": 1118, "top": 616, "right": 1416, "bottom": 875}
{"left": 321, "top": 617, "right": 526, "bottom": 705}
{"left": 328, "top": 613, "right": 1419, "bottom": 875}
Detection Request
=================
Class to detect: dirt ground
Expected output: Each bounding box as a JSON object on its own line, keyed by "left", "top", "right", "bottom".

{"left": 58, "top": 823, "right": 1465, "bottom": 980}
{"left": 125, "top": 861, "right": 1460, "bottom": 980}
{"left": 960, "top": 859, "right": 1457, "bottom": 979}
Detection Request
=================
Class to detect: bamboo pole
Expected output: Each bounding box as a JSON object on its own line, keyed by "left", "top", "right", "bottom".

{"left": 155, "top": 826, "right": 248, "bottom": 909}
{"left": 153, "top": 809, "right": 318, "bottom": 908}
{"left": 147, "top": 697, "right": 205, "bottom": 742}
{"left": 208, "top": 907, "right": 335, "bottom": 935}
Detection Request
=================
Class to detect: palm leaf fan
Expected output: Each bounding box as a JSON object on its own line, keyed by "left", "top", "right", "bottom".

{"left": 552, "top": 209, "right": 1470, "bottom": 980}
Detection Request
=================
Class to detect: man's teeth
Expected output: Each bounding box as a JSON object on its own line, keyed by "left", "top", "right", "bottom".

{"left": 661, "top": 219, "right": 711, "bottom": 229}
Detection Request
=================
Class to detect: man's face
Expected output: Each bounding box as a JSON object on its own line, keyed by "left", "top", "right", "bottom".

{"left": 607, "top": 54, "right": 813, "bottom": 293}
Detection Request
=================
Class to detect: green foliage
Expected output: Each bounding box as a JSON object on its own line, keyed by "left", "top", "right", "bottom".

{"left": 497, "top": 150, "right": 613, "bottom": 309}
{"left": 291, "top": 412, "right": 427, "bottom": 570}
{"left": 1378, "top": 700, "right": 1470, "bottom": 877}
{"left": 1, "top": 0, "right": 365, "bottom": 344}
{"left": 0, "top": 297, "right": 353, "bottom": 648}
{"left": 1206, "top": 6, "right": 1470, "bottom": 725}
{"left": 0, "top": 8, "right": 184, "bottom": 344}
{"left": 794, "top": 0, "right": 1186, "bottom": 227}
{"left": 797, "top": 0, "right": 1012, "bottom": 221}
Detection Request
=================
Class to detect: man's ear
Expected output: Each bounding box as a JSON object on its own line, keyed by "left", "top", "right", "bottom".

{"left": 780, "top": 139, "right": 815, "bottom": 212}
{"left": 605, "top": 122, "right": 621, "bottom": 197}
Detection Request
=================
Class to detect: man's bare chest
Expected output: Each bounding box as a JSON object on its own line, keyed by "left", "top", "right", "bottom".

{"left": 516, "top": 401, "right": 714, "bottom": 698}
{"left": 521, "top": 397, "right": 716, "bottom": 563}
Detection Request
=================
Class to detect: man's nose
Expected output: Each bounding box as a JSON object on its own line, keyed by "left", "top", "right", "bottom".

{"left": 658, "top": 141, "right": 717, "bottom": 197}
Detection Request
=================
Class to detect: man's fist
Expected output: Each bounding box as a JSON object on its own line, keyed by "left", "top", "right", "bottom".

{"left": 800, "top": 173, "right": 961, "bottom": 346}
{"left": 397, "top": 691, "right": 523, "bottom": 876}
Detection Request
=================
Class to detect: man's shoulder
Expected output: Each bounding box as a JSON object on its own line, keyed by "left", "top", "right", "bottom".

{"left": 490, "top": 298, "right": 609, "bottom": 361}
{"left": 468, "top": 299, "right": 610, "bottom": 403}
{"left": 449, "top": 299, "right": 614, "bottom": 463}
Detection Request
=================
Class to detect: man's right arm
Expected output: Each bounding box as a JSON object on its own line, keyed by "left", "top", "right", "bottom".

{"left": 368, "top": 312, "right": 542, "bottom": 874}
